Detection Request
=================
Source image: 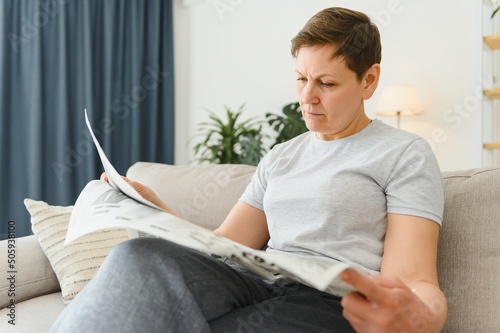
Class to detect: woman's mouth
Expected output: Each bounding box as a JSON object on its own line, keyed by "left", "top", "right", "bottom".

{"left": 305, "top": 111, "right": 323, "bottom": 116}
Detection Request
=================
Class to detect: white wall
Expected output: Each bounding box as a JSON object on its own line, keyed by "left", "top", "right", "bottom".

{"left": 174, "top": 0, "right": 487, "bottom": 172}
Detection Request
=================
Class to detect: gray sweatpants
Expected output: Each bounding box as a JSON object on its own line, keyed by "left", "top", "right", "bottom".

{"left": 51, "top": 237, "right": 355, "bottom": 333}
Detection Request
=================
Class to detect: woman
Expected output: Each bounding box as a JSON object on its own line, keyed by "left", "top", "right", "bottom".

{"left": 52, "top": 7, "right": 447, "bottom": 333}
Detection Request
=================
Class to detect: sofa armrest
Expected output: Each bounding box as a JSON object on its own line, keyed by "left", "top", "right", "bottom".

{"left": 0, "top": 235, "right": 60, "bottom": 309}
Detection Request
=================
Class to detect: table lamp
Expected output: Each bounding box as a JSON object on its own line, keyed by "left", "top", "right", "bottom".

{"left": 375, "top": 85, "right": 423, "bottom": 129}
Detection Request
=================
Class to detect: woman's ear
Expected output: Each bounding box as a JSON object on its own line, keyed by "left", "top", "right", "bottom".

{"left": 362, "top": 64, "right": 381, "bottom": 100}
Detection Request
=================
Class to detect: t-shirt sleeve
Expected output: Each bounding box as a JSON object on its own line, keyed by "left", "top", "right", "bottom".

{"left": 239, "top": 151, "right": 272, "bottom": 211}
{"left": 385, "top": 138, "right": 444, "bottom": 225}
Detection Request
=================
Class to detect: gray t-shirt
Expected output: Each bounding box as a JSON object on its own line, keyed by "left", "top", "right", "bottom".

{"left": 240, "top": 119, "right": 444, "bottom": 275}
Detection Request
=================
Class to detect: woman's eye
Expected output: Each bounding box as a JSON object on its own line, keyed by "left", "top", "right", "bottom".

{"left": 296, "top": 77, "right": 307, "bottom": 82}
{"left": 321, "top": 82, "right": 334, "bottom": 87}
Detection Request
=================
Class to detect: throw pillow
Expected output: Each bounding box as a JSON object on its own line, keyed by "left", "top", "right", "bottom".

{"left": 24, "top": 198, "right": 128, "bottom": 304}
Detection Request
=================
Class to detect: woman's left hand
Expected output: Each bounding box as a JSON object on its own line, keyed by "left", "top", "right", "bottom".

{"left": 340, "top": 269, "right": 437, "bottom": 333}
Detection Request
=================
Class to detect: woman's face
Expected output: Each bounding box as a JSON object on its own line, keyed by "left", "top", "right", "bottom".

{"left": 295, "top": 44, "right": 379, "bottom": 141}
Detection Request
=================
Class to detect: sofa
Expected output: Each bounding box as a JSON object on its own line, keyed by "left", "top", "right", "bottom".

{"left": 1, "top": 162, "right": 499, "bottom": 332}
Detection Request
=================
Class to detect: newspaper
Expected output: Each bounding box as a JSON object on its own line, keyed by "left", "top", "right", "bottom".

{"left": 65, "top": 110, "right": 359, "bottom": 296}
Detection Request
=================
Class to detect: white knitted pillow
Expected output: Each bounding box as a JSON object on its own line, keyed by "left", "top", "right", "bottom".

{"left": 24, "top": 199, "right": 128, "bottom": 304}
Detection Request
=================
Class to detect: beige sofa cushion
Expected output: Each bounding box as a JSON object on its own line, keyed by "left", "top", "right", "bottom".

{"left": 438, "top": 166, "right": 500, "bottom": 332}
{"left": 0, "top": 235, "right": 60, "bottom": 309}
{"left": 126, "top": 162, "right": 257, "bottom": 230}
{"left": 0, "top": 292, "right": 65, "bottom": 332}
{"left": 25, "top": 199, "right": 128, "bottom": 304}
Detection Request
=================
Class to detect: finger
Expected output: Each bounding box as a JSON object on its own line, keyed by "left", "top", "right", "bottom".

{"left": 371, "top": 275, "right": 407, "bottom": 290}
{"left": 340, "top": 269, "right": 386, "bottom": 303}
{"left": 123, "top": 178, "right": 144, "bottom": 192}
{"left": 341, "top": 290, "right": 371, "bottom": 310}
{"left": 122, "top": 177, "right": 137, "bottom": 188}
{"left": 122, "top": 178, "right": 148, "bottom": 195}
{"left": 341, "top": 306, "right": 363, "bottom": 331}
{"left": 100, "top": 172, "right": 108, "bottom": 182}
{"left": 342, "top": 290, "right": 380, "bottom": 314}
{"left": 341, "top": 292, "right": 379, "bottom": 332}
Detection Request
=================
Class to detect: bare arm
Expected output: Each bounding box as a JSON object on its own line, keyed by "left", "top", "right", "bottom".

{"left": 214, "top": 201, "right": 269, "bottom": 250}
{"left": 381, "top": 214, "right": 447, "bottom": 330}
{"left": 341, "top": 214, "right": 447, "bottom": 333}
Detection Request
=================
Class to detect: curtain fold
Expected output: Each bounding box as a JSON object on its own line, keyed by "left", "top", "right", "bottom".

{"left": 0, "top": 0, "right": 175, "bottom": 240}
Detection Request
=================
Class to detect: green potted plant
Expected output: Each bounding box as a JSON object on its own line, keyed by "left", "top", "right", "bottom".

{"left": 266, "top": 102, "right": 308, "bottom": 148}
{"left": 193, "top": 102, "right": 309, "bottom": 166}
{"left": 193, "top": 105, "right": 266, "bottom": 166}
{"left": 492, "top": 5, "right": 499, "bottom": 18}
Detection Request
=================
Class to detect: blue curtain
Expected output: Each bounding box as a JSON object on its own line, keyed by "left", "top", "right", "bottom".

{"left": 0, "top": 0, "right": 175, "bottom": 240}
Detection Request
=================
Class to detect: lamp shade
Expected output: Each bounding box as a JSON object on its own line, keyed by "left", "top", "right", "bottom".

{"left": 375, "top": 85, "right": 424, "bottom": 117}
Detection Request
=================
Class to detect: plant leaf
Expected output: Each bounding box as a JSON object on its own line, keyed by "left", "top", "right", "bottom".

{"left": 492, "top": 5, "right": 500, "bottom": 19}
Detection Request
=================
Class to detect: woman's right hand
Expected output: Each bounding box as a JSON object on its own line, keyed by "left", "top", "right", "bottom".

{"left": 100, "top": 172, "right": 183, "bottom": 219}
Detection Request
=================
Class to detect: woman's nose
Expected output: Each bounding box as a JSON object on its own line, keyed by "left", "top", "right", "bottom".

{"left": 300, "top": 82, "right": 319, "bottom": 105}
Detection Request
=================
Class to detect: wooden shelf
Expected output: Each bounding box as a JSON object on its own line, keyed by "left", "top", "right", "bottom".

{"left": 483, "top": 143, "right": 500, "bottom": 149}
{"left": 484, "top": 87, "right": 500, "bottom": 99}
{"left": 482, "top": 5, "right": 500, "bottom": 164}
{"left": 484, "top": 34, "right": 500, "bottom": 50}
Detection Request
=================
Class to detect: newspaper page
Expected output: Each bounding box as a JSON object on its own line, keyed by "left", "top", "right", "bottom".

{"left": 65, "top": 110, "right": 358, "bottom": 296}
